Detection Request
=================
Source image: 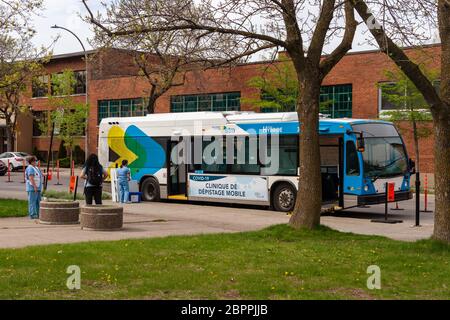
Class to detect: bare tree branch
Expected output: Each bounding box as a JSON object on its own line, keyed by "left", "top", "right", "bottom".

{"left": 320, "top": 0, "right": 357, "bottom": 77}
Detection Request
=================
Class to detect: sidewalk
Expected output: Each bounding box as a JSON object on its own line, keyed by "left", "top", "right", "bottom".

{"left": 0, "top": 200, "right": 288, "bottom": 249}
{"left": 0, "top": 189, "right": 435, "bottom": 248}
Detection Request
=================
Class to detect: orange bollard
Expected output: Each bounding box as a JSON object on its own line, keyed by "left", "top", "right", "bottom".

{"left": 6, "top": 159, "right": 12, "bottom": 182}
{"left": 55, "top": 160, "right": 62, "bottom": 185}
{"left": 391, "top": 201, "right": 404, "bottom": 211}
{"left": 421, "top": 174, "right": 433, "bottom": 213}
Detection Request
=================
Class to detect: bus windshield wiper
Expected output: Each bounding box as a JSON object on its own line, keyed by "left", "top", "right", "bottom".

{"left": 374, "top": 157, "right": 405, "bottom": 170}
{"left": 366, "top": 174, "right": 381, "bottom": 182}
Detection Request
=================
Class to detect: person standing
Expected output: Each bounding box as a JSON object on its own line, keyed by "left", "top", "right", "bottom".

{"left": 25, "top": 156, "right": 43, "bottom": 219}
{"left": 117, "top": 159, "right": 131, "bottom": 204}
{"left": 80, "top": 154, "right": 108, "bottom": 205}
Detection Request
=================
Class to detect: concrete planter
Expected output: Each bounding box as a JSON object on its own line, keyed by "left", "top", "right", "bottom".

{"left": 39, "top": 201, "right": 80, "bottom": 225}
{"left": 80, "top": 205, "right": 123, "bottom": 231}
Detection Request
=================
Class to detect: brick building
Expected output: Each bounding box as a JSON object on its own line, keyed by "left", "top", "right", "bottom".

{"left": 15, "top": 44, "right": 441, "bottom": 173}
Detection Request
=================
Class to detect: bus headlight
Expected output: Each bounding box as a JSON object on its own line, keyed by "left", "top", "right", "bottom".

{"left": 364, "top": 185, "right": 369, "bottom": 192}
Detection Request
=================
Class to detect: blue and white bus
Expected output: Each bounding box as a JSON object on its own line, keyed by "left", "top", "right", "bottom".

{"left": 99, "top": 112, "right": 413, "bottom": 212}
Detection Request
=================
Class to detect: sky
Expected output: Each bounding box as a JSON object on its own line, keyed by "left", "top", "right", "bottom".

{"left": 30, "top": 0, "right": 424, "bottom": 58}
{"left": 31, "top": 0, "right": 100, "bottom": 55}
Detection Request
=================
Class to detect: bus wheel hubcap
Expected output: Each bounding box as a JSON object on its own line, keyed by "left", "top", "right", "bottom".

{"left": 147, "top": 185, "right": 155, "bottom": 198}
{"left": 279, "top": 189, "right": 294, "bottom": 209}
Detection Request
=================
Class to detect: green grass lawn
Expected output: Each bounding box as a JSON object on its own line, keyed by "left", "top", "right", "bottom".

{"left": 0, "top": 225, "right": 449, "bottom": 300}
{"left": 0, "top": 199, "right": 28, "bottom": 218}
{"left": 42, "top": 190, "right": 111, "bottom": 201}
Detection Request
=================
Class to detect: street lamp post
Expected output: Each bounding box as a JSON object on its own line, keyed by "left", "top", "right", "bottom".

{"left": 51, "top": 25, "right": 89, "bottom": 161}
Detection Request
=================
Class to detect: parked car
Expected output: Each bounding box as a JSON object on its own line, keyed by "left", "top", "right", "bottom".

{"left": 0, "top": 152, "right": 31, "bottom": 171}
{"left": 0, "top": 160, "right": 6, "bottom": 176}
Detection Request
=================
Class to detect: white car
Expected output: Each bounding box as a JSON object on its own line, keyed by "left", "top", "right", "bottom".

{"left": 0, "top": 152, "right": 31, "bottom": 171}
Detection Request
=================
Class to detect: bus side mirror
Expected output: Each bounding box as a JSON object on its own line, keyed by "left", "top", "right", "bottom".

{"left": 409, "top": 159, "right": 416, "bottom": 174}
{"left": 356, "top": 136, "right": 365, "bottom": 153}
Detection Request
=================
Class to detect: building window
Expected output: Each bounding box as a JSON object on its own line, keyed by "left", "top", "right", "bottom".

{"left": 32, "top": 75, "right": 50, "bottom": 98}
{"left": 73, "top": 71, "right": 87, "bottom": 94}
{"left": 320, "top": 84, "right": 353, "bottom": 118}
{"left": 261, "top": 84, "right": 353, "bottom": 118}
{"left": 379, "top": 80, "right": 440, "bottom": 111}
{"left": 170, "top": 92, "right": 241, "bottom": 113}
{"left": 32, "top": 111, "right": 47, "bottom": 136}
{"left": 0, "top": 127, "right": 6, "bottom": 153}
{"left": 259, "top": 89, "right": 297, "bottom": 113}
{"left": 378, "top": 82, "right": 404, "bottom": 111}
{"left": 98, "top": 98, "right": 147, "bottom": 124}
{"left": 51, "top": 73, "right": 65, "bottom": 96}
{"left": 50, "top": 71, "right": 86, "bottom": 96}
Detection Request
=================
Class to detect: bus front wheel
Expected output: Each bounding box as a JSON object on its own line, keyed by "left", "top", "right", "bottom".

{"left": 272, "top": 183, "right": 296, "bottom": 212}
{"left": 141, "top": 177, "right": 160, "bottom": 202}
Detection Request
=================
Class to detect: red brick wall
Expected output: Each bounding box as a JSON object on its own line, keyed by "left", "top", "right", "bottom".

{"left": 23, "top": 46, "right": 441, "bottom": 173}
{"left": 322, "top": 46, "right": 441, "bottom": 119}
{"left": 395, "top": 121, "right": 435, "bottom": 173}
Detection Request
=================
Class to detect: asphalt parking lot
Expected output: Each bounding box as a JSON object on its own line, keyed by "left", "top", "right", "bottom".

{"left": 0, "top": 170, "right": 435, "bottom": 248}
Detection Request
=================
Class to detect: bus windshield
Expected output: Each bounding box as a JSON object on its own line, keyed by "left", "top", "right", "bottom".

{"left": 352, "top": 123, "right": 408, "bottom": 179}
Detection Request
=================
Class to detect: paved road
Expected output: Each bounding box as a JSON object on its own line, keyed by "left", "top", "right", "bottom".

{"left": 0, "top": 179, "right": 435, "bottom": 248}
{"left": 1, "top": 168, "right": 82, "bottom": 195}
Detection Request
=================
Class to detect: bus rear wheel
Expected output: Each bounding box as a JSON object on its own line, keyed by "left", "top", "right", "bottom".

{"left": 141, "top": 177, "right": 160, "bottom": 202}
{"left": 272, "top": 183, "right": 296, "bottom": 212}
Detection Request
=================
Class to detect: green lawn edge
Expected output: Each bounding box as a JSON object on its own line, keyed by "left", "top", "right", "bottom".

{"left": 0, "top": 224, "right": 449, "bottom": 300}
{"left": 0, "top": 199, "right": 28, "bottom": 218}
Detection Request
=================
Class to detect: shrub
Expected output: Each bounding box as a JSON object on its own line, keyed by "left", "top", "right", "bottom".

{"left": 33, "top": 146, "right": 44, "bottom": 161}
{"left": 73, "top": 145, "right": 85, "bottom": 165}
{"left": 42, "top": 190, "right": 112, "bottom": 201}
{"left": 58, "top": 157, "right": 71, "bottom": 168}
{"left": 57, "top": 140, "right": 67, "bottom": 159}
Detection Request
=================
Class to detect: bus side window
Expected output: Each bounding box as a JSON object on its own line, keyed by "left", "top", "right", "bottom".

{"left": 231, "top": 136, "right": 260, "bottom": 174}
{"left": 201, "top": 137, "right": 227, "bottom": 174}
{"left": 346, "top": 141, "right": 360, "bottom": 176}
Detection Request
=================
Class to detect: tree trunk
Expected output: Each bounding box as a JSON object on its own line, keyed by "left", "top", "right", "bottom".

{"left": 433, "top": 0, "right": 450, "bottom": 242}
{"left": 432, "top": 112, "right": 450, "bottom": 242}
{"left": 146, "top": 95, "right": 158, "bottom": 114}
{"left": 5, "top": 124, "right": 15, "bottom": 152}
{"left": 69, "top": 148, "right": 73, "bottom": 171}
{"left": 289, "top": 75, "right": 322, "bottom": 229}
{"left": 146, "top": 85, "right": 160, "bottom": 114}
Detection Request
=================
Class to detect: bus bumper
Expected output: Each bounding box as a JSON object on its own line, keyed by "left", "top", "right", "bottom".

{"left": 357, "top": 191, "right": 413, "bottom": 206}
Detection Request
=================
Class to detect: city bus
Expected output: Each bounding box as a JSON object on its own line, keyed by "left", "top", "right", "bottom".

{"left": 98, "top": 111, "right": 413, "bottom": 212}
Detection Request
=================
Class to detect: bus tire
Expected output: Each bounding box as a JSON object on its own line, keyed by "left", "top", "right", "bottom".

{"left": 141, "top": 177, "right": 160, "bottom": 202}
{"left": 272, "top": 183, "right": 296, "bottom": 212}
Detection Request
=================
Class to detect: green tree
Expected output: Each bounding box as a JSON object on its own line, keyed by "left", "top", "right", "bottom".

{"left": 243, "top": 58, "right": 333, "bottom": 114}
{"left": 0, "top": 0, "right": 47, "bottom": 151}
{"left": 83, "top": 0, "right": 358, "bottom": 230}
{"left": 39, "top": 70, "right": 87, "bottom": 167}
{"left": 351, "top": 0, "right": 450, "bottom": 246}
{"left": 0, "top": 41, "right": 44, "bottom": 151}
{"left": 243, "top": 58, "right": 298, "bottom": 112}
{"left": 379, "top": 68, "right": 436, "bottom": 176}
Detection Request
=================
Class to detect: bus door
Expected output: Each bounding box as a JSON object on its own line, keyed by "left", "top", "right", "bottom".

{"left": 319, "top": 136, "right": 344, "bottom": 205}
{"left": 167, "top": 139, "right": 188, "bottom": 200}
{"left": 342, "top": 134, "right": 363, "bottom": 208}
